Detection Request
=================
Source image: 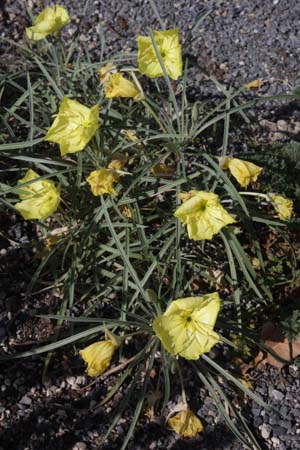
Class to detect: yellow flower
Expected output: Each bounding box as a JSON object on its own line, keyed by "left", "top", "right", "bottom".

{"left": 174, "top": 191, "right": 235, "bottom": 241}
{"left": 80, "top": 340, "right": 116, "bottom": 377}
{"left": 45, "top": 97, "right": 99, "bottom": 156}
{"left": 152, "top": 292, "right": 221, "bottom": 360}
{"left": 137, "top": 29, "right": 182, "bottom": 80}
{"left": 268, "top": 193, "right": 293, "bottom": 220}
{"left": 14, "top": 169, "right": 60, "bottom": 220}
{"left": 168, "top": 408, "right": 204, "bottom": 437}
{"left": 99, "top": 62, "right": 116, "bottom": 84}
{"left": 26, "top": 5, "right": 70, "bottom": 41}
{"left": 105, "top": 73, "right": 142, "bottom": 101}
{"left": 220, "top": 157, "right": 262, "bottom": 187}
{"left": 108, "top": 154, "right": 127, "bottom": 171}
{"left": 86, "top": 168, "right": 120, "bottom": 196}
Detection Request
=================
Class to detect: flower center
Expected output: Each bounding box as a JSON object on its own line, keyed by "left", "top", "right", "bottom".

{"left": 186, "top": 316, "right": 192, "bottom": 322}
{"left": 197, "top": 200, "right": 207, "bottom": 212}
{"left": 82, "top": 119, "right": 91, "bottom": 129}
{"left": 160, "top": 48, "right": 167, "bottom": 59}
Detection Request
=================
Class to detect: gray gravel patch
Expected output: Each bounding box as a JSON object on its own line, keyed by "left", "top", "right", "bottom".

{"left": 1, "top": 0, "right": 300, "bottom": 97}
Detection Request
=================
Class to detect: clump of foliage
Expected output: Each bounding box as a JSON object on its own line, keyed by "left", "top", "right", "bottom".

{"left": 0, "top": 2, "right": 299, "bottom": 449}
{"left": 249, "top": 141, "right": 300, "bottom": 198}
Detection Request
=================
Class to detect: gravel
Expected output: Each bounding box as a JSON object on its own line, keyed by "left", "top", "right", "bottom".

{"left": 1, "top": 0, "right": 300, "bottom": 96}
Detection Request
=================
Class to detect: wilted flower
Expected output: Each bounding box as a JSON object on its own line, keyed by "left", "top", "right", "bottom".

{"left": 120, "top": 205, "right": 132, "bottom": 219}
{"left": 220, "top": 157, "right": 262, "bottom": 188}
{"left": 44, "top": 226, "right": 68, "bottom": 250}
{"left": 99, "top": 62, "right": 116, "bottom": 84}
{"left": 108, "top": 154, "right": 127, "bottom": 171}
{"left": 244, "top": 79, "right": 264, "bottom": 89}
{"left": 137, "top": 28, "right": 182, "bottom": 80}
{"left": 45, "top": 97, "right": 99, "bottom": 156}
{"left": 174, "top": 191, "right": 235, "bottom": 241}
{"left": 86, "top": 168, "right": 120, "bottom": 196}
{"left": 168, "top": 407, "right": 204, "bottom": 437}
{"left": 122, "top": 129, "right": 139, "bottom": 142}
{"left": 80, "top": 338, "right": 118, "bottom": 377}
{"left": 14, "top": 169, "right": 60, "bottom": 220}
{"left": 26, "top": 5, "right": 70, "bottom": 41}
{"left": 152, "top": 292, "right": 221, "bottom": 360}
{"left": 151, "top": 163, "right": 174, "bottom": 176}
{"left": 268, "top": 193, "right": 293, "bottom": 220}
{"left": 105, "top": 73, "right": 142, "bottom": 101}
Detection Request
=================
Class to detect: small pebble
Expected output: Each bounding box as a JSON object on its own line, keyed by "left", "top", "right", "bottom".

{"left": 271, "top": 437, "right": 281, "bottom": 446}
{"left": 271, "top": 389, "right": 285, "bottom": 402}
{"left": 72, "top": 443, "right": 87, "bottom": 450}
{"left": 19, "top": 396, "right": 32, "bottom": 406}
{"left": 261, "top": 423, "right": 272, "bottom": 439}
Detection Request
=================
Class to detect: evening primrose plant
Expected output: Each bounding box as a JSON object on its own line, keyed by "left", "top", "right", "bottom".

{"left": 1, "top": 2, "right": 299, "bottom": 450}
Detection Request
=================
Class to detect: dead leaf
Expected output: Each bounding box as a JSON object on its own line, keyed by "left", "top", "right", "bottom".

{"left": 242, "top": 322, "right": 300, "bottom": 373}
{"left": 244, "top": 79, "right": 265, "bottom": 89}
{"left": 261, "top": 322, "right": 300, "bottom": 368}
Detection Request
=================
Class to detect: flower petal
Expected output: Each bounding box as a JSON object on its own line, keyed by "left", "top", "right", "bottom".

{"left": 168, "top": 408, "right": 204, "bottom": 437}
{"left": 174, "top": 191, "right": 235, "bottom": 241}
{"left": 221, "top": 157, "right": 262, "bottom": 187}
{"left": 86, "top": 168, "right": 119, "bottom": 196}
{"left": 137, "top": 29, "right": 182, "bottom": 80}
{"left": 45, "top": 97, "right": 99, "bottom": 155}
{"left": 26, "top": 6, "right": 70, "bottom": 41}
{"left": 15, "top": 169, "right": 60, "bottom": 220}
{"left": 79, "top": 340, "right": 116, "bottom": 377}
{"left": 105, "top": 73, "right": 142, "bottom": 101}
{"left": 268, "top": 193, "right": 293, "bottom": 220}
{"left": 153, "top": 293, "right": 221, "bottom": 360}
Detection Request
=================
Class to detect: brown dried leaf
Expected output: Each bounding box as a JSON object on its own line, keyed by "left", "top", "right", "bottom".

{"left": 242, "top": 322, "right": 300, "bottom": 373}
{"left": 262, "top": 322, "right": 300, "bottom": 368}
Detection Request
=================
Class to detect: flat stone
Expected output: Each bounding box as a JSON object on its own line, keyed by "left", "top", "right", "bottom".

{"left": 271, "top": 437, "right": 280, "bottom": 447}
{"left": 271, "top": 389, "right": 284, "bottom": 401}
{"left": 73, "top": 443, "right": 87, "bottom": 450}
{"left": 272, "top": 426, "right": 286, "bottom": 437}
{"left": 19, "top": 396, "right": 32, "bottom": 406}
{"left": 261, "top": 423, "right": 272, "bottom": 439}
{"left": 278, "top": 419, "right": 291, "bottom": 429}
{"left": 67, "top": 376, "right": 77, "bottom": 386}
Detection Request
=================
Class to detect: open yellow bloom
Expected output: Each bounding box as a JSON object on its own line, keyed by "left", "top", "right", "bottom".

{"left": 14, "top": 169, "right": 60, "bottom": 220}
{"left": 137, "top": 29, "right": 182, "bottom": 80}
{"left": 80, "top": 340, "right": 116, "bottom": 377}
{"left": 45, "top": 97, "right": 99, "bottom": 156}
{"left": 105, "top": 73, "right": 142, "bottom": 101}
{"left": 168, "top": 408, "right": 204, "bottom": 437}
{"left": 174, "top": 191, "right": 235, "bottom": 241}
{"left": 87, "top": 168, "right": 120, "bottom": 196}
{"left": 220, "top": 157, "right": 262, "bottom": 187}
{"left": 268, "top": 193, "right": 293, "bottom": 220}
{"left": 26, "top": 5, "right": 70, "bottom": 41}
{"left": 153, "top": 292, "right": 221, "bottom": 360}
